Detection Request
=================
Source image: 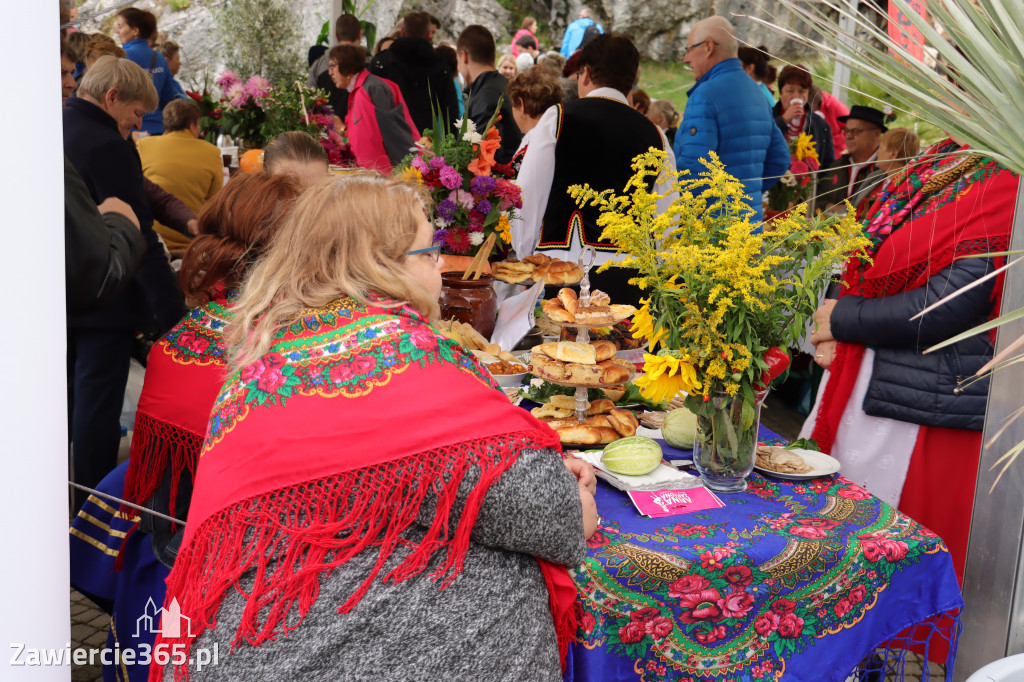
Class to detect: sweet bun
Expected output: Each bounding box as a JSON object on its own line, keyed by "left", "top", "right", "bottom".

{"left": 539, "top": 342, "right": 560, "bottom": 358}
{"left": 599, "top": 357, "right": 633, "bottom": 370}
{"left": 608, "top": 408, "right": 639, "bottom": 437}
{"left": 586, "top": 398, "right": 615, "bottom": 416}
{"left": 523, "top": 253, "right": 551, "bottom": 266}
{"left": 552, "top": 341, "right": 597, "bottom": 364}
{"left": 595, "top": 427, "right": 620, "bottom": 444}
{"left": 583, "top": 415, "right": 612, "bottom": 428}
{"left": 545, "top": 307, "right": 574, "bottom": 323}
{"left": 543, "top": 417, "right": 581, "bottom": 430}
{"left": 557, "top": 288, "right": 579, "bottom": 317}
{"left": 541, "top": 298, "right": 563, "bottom": 313}
{"left": 557, "top": 425, "right": 602, "bottom": 444}
{"left": 591, "top": 340, "right": 617, "bottom": 362}
{"left": 588, "top": 290, "right": 611, "bottom": 307}
{"left": 600, "top": 364, "right": 631, "bottom": 384}
{"left": 532, "top": 404, "right": 572, "bottom": 420}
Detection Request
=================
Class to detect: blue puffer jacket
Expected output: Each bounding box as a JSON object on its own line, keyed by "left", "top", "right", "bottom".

{"left": 122, "top": 38, "right": 181, "bottom": 135}
{"left": 675, "top": 59, "right": 790, "bottom": 222}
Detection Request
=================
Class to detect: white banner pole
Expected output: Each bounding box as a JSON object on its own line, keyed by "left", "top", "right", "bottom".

{"left": 0, "top": 4, "right": 70, "bottom": 681}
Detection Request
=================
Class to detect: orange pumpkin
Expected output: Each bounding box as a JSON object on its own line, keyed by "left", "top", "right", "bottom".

{"left": 239, "top": 149, "right": 264, "bottom": 173}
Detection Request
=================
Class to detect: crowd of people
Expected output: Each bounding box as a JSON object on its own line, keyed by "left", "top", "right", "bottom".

{"left": 60, "top": 1, "right": 1013, "bottom": 678}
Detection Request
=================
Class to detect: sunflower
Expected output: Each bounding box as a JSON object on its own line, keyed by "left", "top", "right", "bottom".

{"left": 634, "top": 353, "right": 702, "bottom": 403}
{"left": 630, "top": 300, "right": 669, "bottom": 350}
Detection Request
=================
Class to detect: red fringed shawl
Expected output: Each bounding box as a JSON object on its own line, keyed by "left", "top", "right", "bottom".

{"left": 150, "top": 298, "right": 575, "bottom": 681}
{"left": 811, "top": 141, "right": 1017, "bottom": 453}
{"left": 122, "top": 296, "right": 232, "bottom": 525}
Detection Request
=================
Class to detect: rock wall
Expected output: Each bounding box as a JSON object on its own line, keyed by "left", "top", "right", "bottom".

{"left": 71, "top": 0, "right": 815, "bottom": 87}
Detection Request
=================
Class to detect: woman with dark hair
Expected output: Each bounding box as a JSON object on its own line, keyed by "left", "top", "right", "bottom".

{"left": 70, "top": 172, "right": 301, "bottom": 682}
{"left": 114, "top": 8, "right": 181, "bottom": 135}
{"left": 737, "top": 45, "right": 775, "bottom": 107}
{"left": 328, "top": 44, "right": 419, "bottom": 174}
{"left": 263, "top": 131, "right": 330, "bottom": 189}
{"left": 772, "top": 64, "right": 835, "bottom": 168}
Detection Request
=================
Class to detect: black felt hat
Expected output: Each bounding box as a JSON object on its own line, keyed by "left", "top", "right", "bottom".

{"left": 837, "top": 105, "right": 888, "bottom": 132}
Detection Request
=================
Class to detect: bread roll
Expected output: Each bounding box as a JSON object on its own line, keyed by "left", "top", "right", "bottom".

{"left": 523, "top": 253, "right": 551, "bottom": 266}
{"left": 583, "top": 415, "right": 611, "bottom": 428}
{"left": 552, "top": 341, "right": 597, "bottom": 364}
{"left": 541, "top": 298, "right": 563, "bottom": 313}
{"left": 557, "top": 288, "right": 578, "bottom": 317}
{"left": 601, "top": 364, "right": 631, "bottom": 384}
{"left": 599, "top": 357, "right": 633, "bottom": 370}
{"left": 608, "top": 408, "right": 639, "bottom": 437}
{"left": 574, "top": 306, "right": 615, "bottom": 325}
{"left": 557, "top": 425, "right": 602, "bottom": 444}
{"left": 564, "top": 362, "right": 604, "bottom": 385}
{"left": 543, "top": 417, "right": 581, "bottom": 430}
{"left": 595, "top": 427, "right": 620, "bottom": 444}
{"left": 586, "top": 398, "right": 615, "bottom": 415}
{"left": 494, "top": 259, "right": 533, "bottom": 273}
{"left": 588, "top": 290, "right": 611, "bottom": 307}
{"left": 603, "top": 386, "right": 626, "bottom": 402}
{"left": 591, "top": 340, "right": 617, "bottom": 362}
{"left": 545, "top": 307, "right": 574, "bottom": 323}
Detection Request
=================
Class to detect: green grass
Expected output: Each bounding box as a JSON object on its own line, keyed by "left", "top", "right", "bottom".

{"left": 636, "top": 58, "right": 944, "bottom": 147}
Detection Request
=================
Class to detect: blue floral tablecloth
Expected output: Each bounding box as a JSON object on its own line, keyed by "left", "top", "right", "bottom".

{"left": 566, "top": 468, "right": 963, "bottom": 682}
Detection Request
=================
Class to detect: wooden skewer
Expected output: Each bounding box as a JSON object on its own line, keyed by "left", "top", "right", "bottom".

{"left": 468, "top": 232, "right": 498, "bottom": 280}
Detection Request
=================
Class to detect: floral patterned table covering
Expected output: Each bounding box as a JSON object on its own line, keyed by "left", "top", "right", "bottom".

{"left": 566, "top": 470, "right": 963, "bottom": 682}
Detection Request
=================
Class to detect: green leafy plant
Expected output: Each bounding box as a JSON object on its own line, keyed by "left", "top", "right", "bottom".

{"left": 213, "top": 0, "right": 304, "bottom": 86}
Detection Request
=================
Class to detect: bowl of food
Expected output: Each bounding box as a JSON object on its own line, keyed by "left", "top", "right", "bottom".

{"left": 485, "top": 358, "right": 529, "bottom": 387}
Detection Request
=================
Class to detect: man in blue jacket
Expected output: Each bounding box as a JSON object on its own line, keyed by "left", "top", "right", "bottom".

{"left": 675, "top": 16, "right": 789, "bottom": 223}
{"left": 560, "top": 8, "right": 603, "bottom": 57}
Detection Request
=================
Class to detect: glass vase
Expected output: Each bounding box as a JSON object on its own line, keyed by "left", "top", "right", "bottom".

{"left": 692, "top": 389, "right": 769, "bottom": 493}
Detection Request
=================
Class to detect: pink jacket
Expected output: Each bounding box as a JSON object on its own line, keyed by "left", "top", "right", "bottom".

{"left": 346, "top": 70, "right": 420, "bottom": 174}
{"left": 511, "top": 29, "right": 538, "bottom": 57}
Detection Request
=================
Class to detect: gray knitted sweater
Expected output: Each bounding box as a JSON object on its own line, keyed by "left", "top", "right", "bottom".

{"left": 168, "top": 447, "right": 587, "bottom": 681}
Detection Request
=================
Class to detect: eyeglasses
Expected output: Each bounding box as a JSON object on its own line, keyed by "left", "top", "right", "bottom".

{"left": 844, "top": 127, "right": 880, "bottom": 137}
{"left": 683, "top": 40, "right": 709, "bottom": 54}
{"left": 407, "top": 244, "right": 442, "bottom": 262}
{"left": 328, "top": 62, "right": 339, "bottom": 71}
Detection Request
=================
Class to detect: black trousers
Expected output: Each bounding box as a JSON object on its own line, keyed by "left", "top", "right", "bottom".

{"left": 67, "top": 327, "right": 133, "bottom": 512}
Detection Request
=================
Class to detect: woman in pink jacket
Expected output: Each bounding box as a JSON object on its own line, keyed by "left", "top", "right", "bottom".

{"left": 329, "top": 45, "right": 419, "bottom": 174}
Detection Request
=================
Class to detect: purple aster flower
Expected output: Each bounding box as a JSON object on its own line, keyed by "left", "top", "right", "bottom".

{"left": 474, "top": 199, "right": 492, "bottom": 215}
{"left": 470, "top": 175, "right": 496, "bottom": 196}
{"left": 428, "top": 156, "right": 447, "bottom": 170}
{"left": 437, "top": 198, "right": 458, "bottom": 221}
{"left": 433, "top": 228, "right": 449, "bottom": 244}
{"left": 440, "top": 166, "right": 463, "bottom": 190}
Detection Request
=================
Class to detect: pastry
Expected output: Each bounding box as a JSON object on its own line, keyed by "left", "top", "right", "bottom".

{"left": 538, "top": 342, "right": 560, "bottom": 358}
{"left": 557, "top": 288, "right": 578, "bottom": 317}
{"left": 583, "top": 415, "right": 612, "bottom": 428}
{"left": 574, "top": 306, "right": 616, "bottom": 325}
{"left": 548, "top": 394, "right": 580, "bottom": 411}
{"left": 551, "top": 341, "right": 597, "bottom": 365}
{"left": 586, "top": 398, "right": 615, "bottom": 416}
{"left": 523, "top": 253, "right": 552, "bottom": 266}
{"left": 545, "top": 307, "right": 574, "bottom": 323}
{"left": 595, "top": 426, "right": 620, "bottom": 444}
{"left": 564, "top": 362, "right": 604, "bottom": 385}
{"left": 607, "top": 408, "right": 639, "bottom": 437}
{"left": 588, "top": 289, "right": 611, "bottom": 307}
{"left": 598, "top": 357, "right": 633, "bottom": 370}
{"left": 603, "top": 385, "right": 626, "bottom": 402}
{"left": 541, "top": 298, "right": 563, "bottom": 313}
{"left": 755, "top": 446, "right": 812, "bottom": 474}
{"left": 608, "top": 304, "right": 638, "bottom": 321}
{"left": 530, "top": 355, "right": 566, "bottom": 381}
{"left": 543, "top": 417, "right": 582, "bottom": 430}
{"left": 556, "top": 425, "right": 602, "bottom": 445}
{"left": 590, "top": 340, "right": 617, "bottom": 362}
{"left": 600, "top": 364, "right": 631, "bottom": 384}
{"left": 532, "top": 404, "right": 572, "bottom": 419}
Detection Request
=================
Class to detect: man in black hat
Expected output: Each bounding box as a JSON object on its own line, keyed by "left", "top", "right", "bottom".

{"left": 816, "top": 104, "right": 887, "bottom": 209}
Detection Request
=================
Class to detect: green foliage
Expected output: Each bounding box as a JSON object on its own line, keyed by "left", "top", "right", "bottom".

{"left": 214, "top": 0, "right": 304, "bottom": 86}
{"left": 167, "top": 0, "right": 191, "bottom": 11}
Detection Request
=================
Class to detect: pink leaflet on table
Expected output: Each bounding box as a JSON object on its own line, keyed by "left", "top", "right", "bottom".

{"left": 628, "top": 487, "right": 725, "bottom": 518}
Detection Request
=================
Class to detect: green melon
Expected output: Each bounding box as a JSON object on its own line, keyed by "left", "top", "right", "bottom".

{"left": 601, "top": 436, "right": 664, "bottom": 476}
{"left": 662, "top": 407, "right": 698, "bottom": 450}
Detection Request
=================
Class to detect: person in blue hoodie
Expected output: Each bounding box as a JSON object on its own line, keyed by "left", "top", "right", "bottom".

{"left": 114, "top": 8, "right": 181, "bottom": 135}
{"left": 560, "top": 8, "right": 603, "bottom": 57}
{"left": 674, "top": 16, "right": 790, "bottom": 223}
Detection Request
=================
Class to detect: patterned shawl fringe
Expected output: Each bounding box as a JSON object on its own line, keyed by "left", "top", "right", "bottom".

{"left": 150, "top": 428, "right": 561, "bottom": 682}
{"left": 121, "top": 410, "right": 202, "bottom": 527}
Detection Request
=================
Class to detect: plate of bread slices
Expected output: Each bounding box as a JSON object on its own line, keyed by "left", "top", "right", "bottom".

{"left": 436, "top": 320, "right": 530, "bottom": 386}
{"left": 541, "top": 288, "right": 636, "bottom": 327}
{"left": 492, "top": 254, "right": 584, "bottom": 286}
{"left": 753, "top": 446, "right": 840, "bottom": 480}
{"left": 530, "top": 394, "right": 640, "bottom": 447}
{"left": 529, "top": 340, "right": 635, "bottom": 386}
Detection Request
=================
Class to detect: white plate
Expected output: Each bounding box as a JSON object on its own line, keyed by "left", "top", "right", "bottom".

{"left": 753, "top": 448, "right": 841, "bottom": 480}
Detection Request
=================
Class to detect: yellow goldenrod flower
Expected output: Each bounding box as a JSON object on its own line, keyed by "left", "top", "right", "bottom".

{"left": 495, "top": 215, "right": 512, "bottom": 244}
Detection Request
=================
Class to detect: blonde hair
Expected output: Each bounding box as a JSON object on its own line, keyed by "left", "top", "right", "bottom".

{"left": 78, "top": 55, "right": 158, "bottom": 110}
{"left": 228, "top": 173, "right": 436, "bottom": 370}
{"left": 648, "top": 99, "right": 679, "bottom": 128}
{"left": 880, "top": 127, "right": 921, "bottom": 164}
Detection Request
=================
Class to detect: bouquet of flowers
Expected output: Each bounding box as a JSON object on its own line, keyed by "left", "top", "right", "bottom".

{"left": 215, "top": 70, "right": 270, "bottom": 146}
{"left": 570, "top": 151, "right": 869, "bottom": 486}
{"left": 185, "top": 88, "right": 223, "bottom": 144}
{"left": 766, "top": 133, "right": 821, "bottom": 212}
{"left": 401, "top": 112, "right": 522, "bottom": 256}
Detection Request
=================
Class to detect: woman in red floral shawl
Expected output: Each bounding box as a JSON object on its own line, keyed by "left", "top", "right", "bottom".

{"left": 801, "top": 139, "right": 1017, "bottom": 582}
{"left": 152, "top": 174, "right": 597, "bottom": 682}
{"left": 122, "top": 173, "right": 300, "bottom": 562}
